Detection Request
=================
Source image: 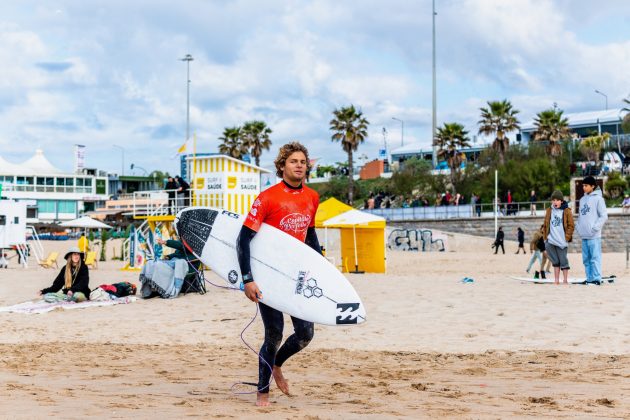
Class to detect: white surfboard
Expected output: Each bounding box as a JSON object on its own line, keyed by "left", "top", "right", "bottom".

{"left": 175, "top": 207, "right": 366, "bottom": 326}
{"left": 509, "top": 276, "right": 616, "bottom": 284}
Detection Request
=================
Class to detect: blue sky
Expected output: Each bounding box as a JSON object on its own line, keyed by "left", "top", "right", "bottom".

{"left": 0, "top": 0, "right": 629, "bottom": 175}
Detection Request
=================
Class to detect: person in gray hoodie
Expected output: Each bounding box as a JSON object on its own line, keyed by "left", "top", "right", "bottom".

{"left": 576, "top": 176, "right": 608, "bottom": 284}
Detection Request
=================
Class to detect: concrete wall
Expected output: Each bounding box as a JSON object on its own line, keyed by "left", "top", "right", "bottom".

{"left": 391, "top": 214, "right": 630, "bottom": 253}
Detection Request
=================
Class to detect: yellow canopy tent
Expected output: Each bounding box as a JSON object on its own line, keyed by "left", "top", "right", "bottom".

{"left": 314, "top": 197, "right": 353, "bottom": 227}
{"left": 322, "top": 208, "right": 386, "bottom": 273}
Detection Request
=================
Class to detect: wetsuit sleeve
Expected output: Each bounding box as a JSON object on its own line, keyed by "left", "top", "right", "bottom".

{"left": 236, "top": 225, "right": 257, "bottom": 283}
{"left": 305, "top": 227, "right": 322, "bottom": 255}
{"left": 41, "top": 267, "right": 65, "bottom": 294}
{"left": 165, "top": 239, "right": 184, "bottom": 251}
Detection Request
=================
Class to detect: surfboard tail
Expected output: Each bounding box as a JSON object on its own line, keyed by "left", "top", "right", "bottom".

{"left": 175, "top": 208, "right": 219, "bottom": 256}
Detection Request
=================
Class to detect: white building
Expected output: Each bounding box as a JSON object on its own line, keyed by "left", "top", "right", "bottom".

{"left": 0, "top": 149, "right": 109, "bottom": 223}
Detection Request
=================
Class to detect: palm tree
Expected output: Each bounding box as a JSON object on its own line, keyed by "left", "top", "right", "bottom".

{"left": 241, "top": 120, "right": 272, "bottom": 167}
{"left": 433, "top": 122, "right": 471, "bottom": 188}
{"left": 329, "top": 105, "right": 369, "bottom": 204}
{"left": 532, "top": 109, "right": 571, "bottom": 159}
{"left": 218, "top": 126, "right": 247, "bottom": 159}
{"left": 478, "top": 100, "right": 521, "bottom": 165}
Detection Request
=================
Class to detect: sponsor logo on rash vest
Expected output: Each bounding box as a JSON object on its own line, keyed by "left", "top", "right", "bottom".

{"left": 279, "top": 213, "right": 311, "bottom": 235}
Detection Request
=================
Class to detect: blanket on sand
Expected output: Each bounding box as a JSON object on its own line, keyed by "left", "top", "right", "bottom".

{"left": 0, "top": 296, "right": 136, "bottom": 314}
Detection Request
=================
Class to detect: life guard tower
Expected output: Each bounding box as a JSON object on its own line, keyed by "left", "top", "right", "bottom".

{"left": 122, "top": 155, "right": 271, "bottom": 270}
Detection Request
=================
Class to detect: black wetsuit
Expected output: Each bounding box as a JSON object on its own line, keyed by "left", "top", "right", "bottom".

{"left": 236, "top": 180, "right": 322, "bottom": 393}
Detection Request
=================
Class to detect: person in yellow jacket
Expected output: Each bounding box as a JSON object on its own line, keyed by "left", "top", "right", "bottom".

{"left": 78, "top": 235, "right": 89, "bottom": 253}
{"left": 541, "top": 190, "right": 575, "bottom": 285}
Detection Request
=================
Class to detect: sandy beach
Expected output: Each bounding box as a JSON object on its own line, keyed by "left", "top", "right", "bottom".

{"left": 1, "top": 238, "right": 628, "bottom": 419}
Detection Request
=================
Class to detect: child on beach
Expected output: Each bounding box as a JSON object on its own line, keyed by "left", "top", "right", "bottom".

{"left": 576, "top": 176, "right": 608, "bottom": 284}
{"left": 542, "top": 191, "right": 574, "bottom": 285}
{"left": 527, "top": 225, "right": 551, "bottom": 279}
{"left": 526, "top": 226, "right": 543, "bottom": 276}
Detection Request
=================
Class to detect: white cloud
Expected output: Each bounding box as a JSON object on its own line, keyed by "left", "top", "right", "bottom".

{"left": 0, "top": 0, "right": 629, "bottom": 174}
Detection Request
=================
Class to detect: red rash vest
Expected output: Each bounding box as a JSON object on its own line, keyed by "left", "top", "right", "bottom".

{"left": 243, "top": 181, "right": 319, "bottom": 242}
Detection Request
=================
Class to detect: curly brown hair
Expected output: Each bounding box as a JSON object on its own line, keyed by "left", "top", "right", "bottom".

{"left": 274, "top": 142, "right": 311, "bottom": 178}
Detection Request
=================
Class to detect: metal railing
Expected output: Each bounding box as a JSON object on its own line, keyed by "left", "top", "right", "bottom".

{"left": 0, "top": 183, "right": 93, "bottom": 193}
{"left": 365, "top": 200, "right": 555, "bottom": 221}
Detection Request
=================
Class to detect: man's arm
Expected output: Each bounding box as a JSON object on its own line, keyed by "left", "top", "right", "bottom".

{"left": 236, "top": 225, "right": 262, "bottom": 302}
{"left": 236, "top": 225, "right": 256, "bottom": 279}
{"left": 593, "top": 196, "right": 608, "bottom": 233}
{"left": 305, "top": 227, "right": 322, "bottom": 255}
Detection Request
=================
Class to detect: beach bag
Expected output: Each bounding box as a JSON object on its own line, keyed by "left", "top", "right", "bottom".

{"left": 89, "top": 287, "right": 112, "bottom": 302}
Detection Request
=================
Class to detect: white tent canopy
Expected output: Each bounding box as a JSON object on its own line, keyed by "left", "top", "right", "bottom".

{"left": 323, "top": 209, "right": 385, "bottom": 273}
{"left": 59, "top": 216, "right": 112, "bottom": 229}
{"left": 322, "top": 209, "right": 385, "bottom": 227}
{"left": 22, "top": 149, "right": 64, "bottom": 174}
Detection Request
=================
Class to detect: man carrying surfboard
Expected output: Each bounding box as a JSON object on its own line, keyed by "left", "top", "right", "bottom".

{"left": 236, "top": 142, "right": 322, "bottom": 407}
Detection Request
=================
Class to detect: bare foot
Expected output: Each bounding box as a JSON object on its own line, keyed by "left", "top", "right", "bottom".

{"left": 256, "top": 392, "right": 270, "bottom": 407}
{"left": 272, "top": 366, "right": 290, "bottom": 395}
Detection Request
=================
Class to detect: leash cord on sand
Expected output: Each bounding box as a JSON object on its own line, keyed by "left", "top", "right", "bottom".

{"left": 186, "top": 261, "right": 273, "bottom": 394}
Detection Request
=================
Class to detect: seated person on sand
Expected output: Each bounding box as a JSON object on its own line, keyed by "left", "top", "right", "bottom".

{"left": 39, "top": 246, "right": 91, "bottom": 302}
{"left": 139, "top": 236, "right": 199, "bottom": 298}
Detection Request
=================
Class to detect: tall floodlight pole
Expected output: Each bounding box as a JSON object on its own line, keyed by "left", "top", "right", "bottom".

{"left": 392, "top": 117, "right": 404, "bottom": 147}
{"left": 594, "top": 89, "right": 608, "bottom": 110}
{"left": 431, "top": 0, "right": 438, "bottom": 168}
{"left": 180, "top": 54, "right": 194, "bottom": 143}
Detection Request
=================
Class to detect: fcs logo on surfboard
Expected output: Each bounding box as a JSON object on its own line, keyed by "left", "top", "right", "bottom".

{"left": 336, "top": 303, "right": 360, "bottom": 324}
{"left": 279, "top": 213, "right": 311, "bottom": 234}
{"left": 222, "top": 210, "right": 239, "bottom": 219}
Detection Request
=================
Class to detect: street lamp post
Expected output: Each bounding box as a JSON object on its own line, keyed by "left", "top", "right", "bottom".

{"left": 392, "top": 117, "right": 404, "bottom": 147}
{"left": 594, "top": 89, "right": 608, "bottom": 110}
{"left": 113, "top": 145, "right": 125, "bottom": 176}
{"left": 431, "top": 0, "right": 438, "bottom": 168}
{"left": 180, "top": 54, "right": 194, "bottom": 143}
{"left": 130, "top": 164, "right": 148, "bottom": 176}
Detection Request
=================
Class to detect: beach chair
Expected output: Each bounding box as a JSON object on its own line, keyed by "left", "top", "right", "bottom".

{"left": 84, "top": 251, "right": 98, "bottom": 269}
{"left": 180, "top": 260, "right": 206, "bottom": 295}
{"left": 38, "top": 252, "right": 59, "bottom": 269}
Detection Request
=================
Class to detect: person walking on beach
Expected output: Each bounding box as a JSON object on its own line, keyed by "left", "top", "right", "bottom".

{"left": 542, "top": 190, "right": 574, "bottom": 285}
{"left": 526, "top": 226, "right": 543, "bottom": 275}
{"left": 516, "top": 227, "right": 526, "bottom": 254}
{"left": 493, "top": 227, "right": 505, "bottom": 254}
{"left": 237, "top": 142, "right": 321, "bottom": 407}
{"left": 576, "top": 176, "right": 608, "bottom": 285}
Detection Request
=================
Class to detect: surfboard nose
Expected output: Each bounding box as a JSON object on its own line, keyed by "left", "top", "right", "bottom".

{"left": 175, "top": 208, "right": 218, "bottom": 256}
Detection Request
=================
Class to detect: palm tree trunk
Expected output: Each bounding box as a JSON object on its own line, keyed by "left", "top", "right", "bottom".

{"left": 255, "top": 155, "right": 260, "bottom": 167}
{"left": 347, "top": 149, "right": 354, "bottom": 205}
